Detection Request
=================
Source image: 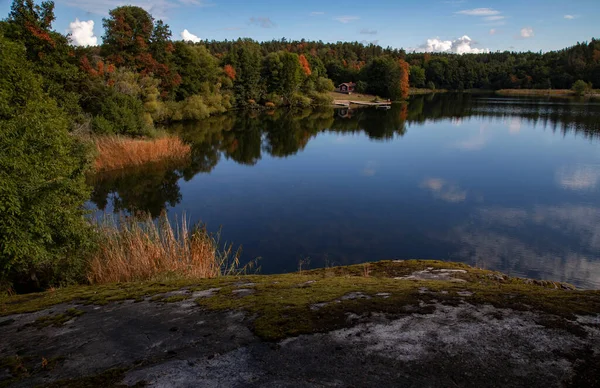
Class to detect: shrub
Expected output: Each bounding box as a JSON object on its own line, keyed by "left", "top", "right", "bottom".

{"left": 0, "top": 36, "right": 94, "bottom": 292}
{"left": 356, "top": 80, "right": 368, "bottom": 94}
{"left": 572, "top": 80, "right": 591, "bottom": 96}
{"left": 290, "top": 93, "right": 312, "bottom": 107}
{"left": 98, "top": 90, "right": 149, "bottom": 136}
{"left": 315, "top": 77, "right": 335, "bottom": 93}
{"left": 91, "top": 116, "right": 115, "bottom": 135}
{"left": 427, "top": 81, "right": 436, "bottom": 90}
{"left": 309, "top": 91, "right": 333, "bottom": 106}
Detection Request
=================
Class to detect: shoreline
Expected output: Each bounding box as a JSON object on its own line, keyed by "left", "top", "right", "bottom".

{"left": 2, "top": 259, "right": 599, "bottom": 387}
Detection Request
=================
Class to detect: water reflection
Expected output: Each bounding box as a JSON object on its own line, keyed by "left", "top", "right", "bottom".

{"left": 88, "top": 93, "right": 600, "bottom": 287}
{"left": 449, "top": 205, "right": 600, "bottom": 288}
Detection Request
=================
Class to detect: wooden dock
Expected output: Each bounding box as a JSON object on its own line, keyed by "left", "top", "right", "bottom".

{"left": 333, "top": 100, "right": 392, "bottom": 107}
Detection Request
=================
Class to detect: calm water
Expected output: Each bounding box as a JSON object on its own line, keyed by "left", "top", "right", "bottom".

{"left": 89, "top": 94, "right": 600, "bottom": 288}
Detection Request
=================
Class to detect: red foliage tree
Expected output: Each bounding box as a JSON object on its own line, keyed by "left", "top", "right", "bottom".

{"left": 398, "top": 59, "right": 410, "bottom": 100}
{"left": 299, "top": 54, "right": 312, "bottom": 76}
{"left": 224, "top": 64, "right": 236, "bottom": 80}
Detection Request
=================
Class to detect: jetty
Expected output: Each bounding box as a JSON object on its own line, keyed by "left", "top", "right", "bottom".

{"left": 333, "top": 100, "right": 392, "bottom": 107}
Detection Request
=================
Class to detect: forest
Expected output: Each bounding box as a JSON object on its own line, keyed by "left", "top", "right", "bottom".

{"left": 1, "top": 0, "right": 600, "bottom": 291}
{"left": 1, "top": 1, "right": 599, "bottom": 137}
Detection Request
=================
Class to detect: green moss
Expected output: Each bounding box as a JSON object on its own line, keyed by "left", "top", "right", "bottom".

{"left": 27, "top": 308, "right": 85, "bottom": 329}
{"left": 0, "top": 278, "right": 239, "bottom": 316}
{"left": 2, "top": 260, "right": 599, "bottom": 342}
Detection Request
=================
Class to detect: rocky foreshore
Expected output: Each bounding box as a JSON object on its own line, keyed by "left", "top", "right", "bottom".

{"left": 1, "top": 260, "right": 599, "bottom": 387}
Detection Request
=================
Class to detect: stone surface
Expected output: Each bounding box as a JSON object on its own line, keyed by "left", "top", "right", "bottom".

{"left": 2, "top": 296, "right": 599, "bottom": 387}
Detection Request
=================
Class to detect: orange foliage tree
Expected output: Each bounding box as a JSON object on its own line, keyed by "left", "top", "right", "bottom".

{"left": 224, "top": 64, "right": 236, "bottom": 80}
{"left": 398, "top": 59, "right": 410, "bottom": 99}
{"left": 299, "top": 54, "right": 312, "bottom": 76}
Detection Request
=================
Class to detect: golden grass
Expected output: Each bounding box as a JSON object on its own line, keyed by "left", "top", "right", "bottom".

{"left": 88, "top": 213, "right": 242, "bottom": 284}
{"left": 93, "top": 136, "right": 191, "bottom": 172}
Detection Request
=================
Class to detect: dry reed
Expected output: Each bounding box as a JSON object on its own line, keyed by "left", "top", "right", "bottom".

{"left": 88, "top": 212, "right": 243, "bottom": 284}
{"left": 93, "top": 136, "right": 191, "bottom": 172}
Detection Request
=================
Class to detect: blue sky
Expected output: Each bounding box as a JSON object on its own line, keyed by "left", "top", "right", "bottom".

{"left": 1, "top": 0, "right": 598, "bottom": 52}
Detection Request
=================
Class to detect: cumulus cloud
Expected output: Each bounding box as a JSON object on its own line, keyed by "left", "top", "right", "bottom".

{"left": 334, "top": 15, "right": 360, "bottom": 23}
{"left": 360, "top": 28, "right": 377, "bottom": 35}
{"left": 249, "top": 17, "right": 276, "bottom": 28}
{"left": 410, "top": 35, "right": 490, "bottom": 54}
{"left": 520, "top": 27, "right": 534, "bottom": 38}
{"left": 456, "top": 8, "right": 500, "bottom": 16}
{"left": 181, "top": 29, "right": 201, "bottom": 42}
{"left": 67, "top": 18, "right": 97, "bottom": 47}
{"left": 564, "top": 15, "right": 577, "bottom": 20}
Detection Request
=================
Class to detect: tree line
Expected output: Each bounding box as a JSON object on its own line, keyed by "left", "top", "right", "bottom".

{"left": 1, "top": 0, "right": 599, "bottom": 291}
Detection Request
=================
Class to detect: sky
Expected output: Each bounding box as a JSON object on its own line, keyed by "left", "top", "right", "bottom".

{"left": 1, "top": 0, "right": 598, "bottom": 53}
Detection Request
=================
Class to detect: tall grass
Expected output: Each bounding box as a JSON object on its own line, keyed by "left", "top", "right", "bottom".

{"left": 93, "top": 135, "right": 191, "bottom": 172}
{"left": 88, "top": 213, "right": 244, "bottom": 284}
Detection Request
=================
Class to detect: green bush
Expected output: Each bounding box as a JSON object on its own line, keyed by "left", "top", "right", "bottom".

{"left": 572, "top": 80, "right": 591, "bottom": 96}
{"left": 0, "top": 36, "right": 94, "bottom": 291}
{"left": 315, "top": 77, "right": 335, "bottom": 93}
{"left": 98, "top": 91, "right": 149, "bottom": 136}
{"left": 356, "top": 80, "right": 368, "bottom": 94}
{"left": 290, "top": 93, "right": 312, "bottom": 107}
{"left": 91, "top": 115, "right": 115, "bottom": 135}
{"left": 309, "top": 91, "right": 333, "bottom": 106}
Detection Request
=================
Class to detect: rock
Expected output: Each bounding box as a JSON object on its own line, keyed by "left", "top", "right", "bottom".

{"left": 192, "top": 288, "right": 221, "bottom": 298}
{"left": 232, "top": 289, "right": 255, "bottom": 297}
{"left": 341, "top": 292, "right": 371, "bottom": 300}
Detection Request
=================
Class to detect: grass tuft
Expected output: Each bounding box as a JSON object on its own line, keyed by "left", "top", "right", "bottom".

{"left": 92, "top": 135, "right": 191, "bottom": 172}
{"left": 88, "top": 212, "right": 244, "bottom": 284}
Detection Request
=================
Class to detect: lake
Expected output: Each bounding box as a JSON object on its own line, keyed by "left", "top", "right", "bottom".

{"left": 89, "top": 93, "right": 600, "bottom": 288}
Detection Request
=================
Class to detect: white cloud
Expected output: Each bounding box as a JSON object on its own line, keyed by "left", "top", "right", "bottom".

{"left": 67, "top": 18, "right": 98, "bottom": 47}
{"left": 249, "top": 17, "right": 276, "bottom": 28}
{"left": 310, "top": 11, "right": 325, "bottom": 15}
{"left": 508, "top": 118, "right": 521, "bottom": 134}
{"left": 410, "top": 35, "right": 490, "bottom": 54}
{"left": 334, "top": 15, "right": 360, "bottom": 23}
{"left": 520, "top": 27, "right": 534, "bottom": 38}
{"left": 564, "top": 15, "right": 577, "bottom": 20}
{"left": 420, "top": 178, "right": 467, "bottom": 203}
{"left": 489, "top": 28, "right": 497, "bottom": 35}
{"left": 456, "top": 8, "right": 500, "bottom": 16}
{"left": 556, "top": 165, "right": 600, "bottom": 191}
{"left": 484, "top": 15, "right": 505, "bottom": 21}
{"left": 181, "top": 29, "right": 201, "bottom": 42}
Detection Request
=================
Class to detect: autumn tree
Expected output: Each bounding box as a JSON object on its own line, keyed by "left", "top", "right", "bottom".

{"left": 399, "top": 59, "right": 410, "bottom": 99}
{"left": 299, "top": 54, "right": 312, "bottom": 76}
{"left": 4, "top": 0, "right": 83, "bottom": 116}
{"left": 102, "top": 6, "right": 179, "bottom": 95}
